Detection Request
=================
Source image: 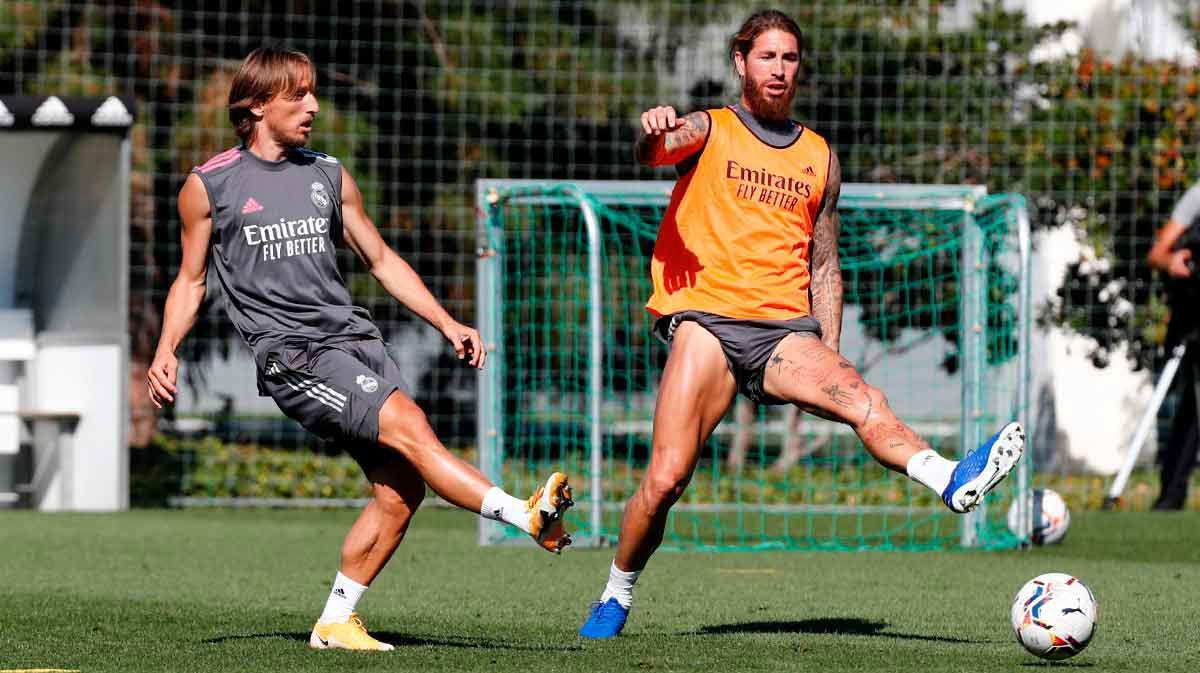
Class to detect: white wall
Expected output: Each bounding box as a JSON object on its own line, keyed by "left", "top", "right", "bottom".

{"left": 31, "top": 344, "right": 126, "bottom": 510}
{"left": 0, "top": 134, "right": 58, "bottom": 306}
{"left": 1030, "top": 226, "right": 1156, "bottom": 475}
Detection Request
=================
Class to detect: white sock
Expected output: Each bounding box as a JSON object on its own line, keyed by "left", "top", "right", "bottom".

{"left": 598, "top": 561, "right": 640, "bottom": 610}
{"left": 318, "top": 571, "right": 368, "bottom": 625}
{"left": 480, "top": 486, "right": 532, "bottom": 534}
{"left": 906, "top": 449, "right": 957, "bottom": 496}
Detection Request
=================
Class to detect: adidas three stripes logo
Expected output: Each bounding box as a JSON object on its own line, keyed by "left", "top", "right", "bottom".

{"left": 267, "top": 362, "right": 346, "bottom": 413}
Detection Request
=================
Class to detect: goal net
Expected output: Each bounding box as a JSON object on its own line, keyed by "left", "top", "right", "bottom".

{"left": 476, "top": 179, "right": 1032, "bottom": 551}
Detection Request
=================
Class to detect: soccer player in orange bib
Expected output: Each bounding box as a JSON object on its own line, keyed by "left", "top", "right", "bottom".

{"left": 579, "top": 9, "right": 1025, "bottom": 638}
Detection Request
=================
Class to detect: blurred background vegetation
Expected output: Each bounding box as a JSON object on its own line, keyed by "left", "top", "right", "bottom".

{"left": 4, "top": 1, "right": 1199, "bottom": 501}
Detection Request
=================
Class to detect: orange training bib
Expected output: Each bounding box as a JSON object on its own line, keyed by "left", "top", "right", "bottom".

{"left": 646, "top": 106, "right": 831, "bottom": 321}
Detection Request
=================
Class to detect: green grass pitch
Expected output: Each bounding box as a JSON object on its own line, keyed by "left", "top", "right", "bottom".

{"left": 2, "top": 507, "right": 1198, "bottom": 672}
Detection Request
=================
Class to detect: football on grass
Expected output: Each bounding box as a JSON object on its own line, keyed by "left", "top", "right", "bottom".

{"left": 1010, "top": 572, "right": 1098, "bottom": 660}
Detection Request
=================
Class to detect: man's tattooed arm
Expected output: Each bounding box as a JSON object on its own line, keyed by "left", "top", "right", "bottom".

{"left": 810, "top": 150, "right": 844, "bottom": 352}
{"left": 635, "top": 110, "right": 710, "bottom": 167}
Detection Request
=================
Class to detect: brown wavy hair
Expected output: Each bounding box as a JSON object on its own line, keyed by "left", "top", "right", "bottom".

{"left": 729, "top": 9, "right": 805, "bottom": 65}
{"left": 227, "top": 46, "right": 316, "bottom": 143}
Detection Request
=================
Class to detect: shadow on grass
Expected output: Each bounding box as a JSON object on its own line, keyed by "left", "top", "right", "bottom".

{"left": 202, "top": 631, "right": 581, "bottom": 652}
{"left": 1019, "top": 661, "right": 1095, "bottom": 667}
{"left": 694, "top": 617, "right": 988, "bottom": 644}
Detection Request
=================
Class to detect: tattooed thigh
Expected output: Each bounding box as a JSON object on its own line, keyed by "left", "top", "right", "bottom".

{"left": 766, "top": 351, "right": 823, "bottom": 384}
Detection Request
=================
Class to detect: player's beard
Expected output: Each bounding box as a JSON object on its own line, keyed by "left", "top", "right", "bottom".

{"left": 266, "top": 118, "right": 312, "bottom": 149}
{"left": 742, "top": 74, "right": 795, "bottom": 121}
{"left": 282, "top": 127, "right": 311, "bottom": 148}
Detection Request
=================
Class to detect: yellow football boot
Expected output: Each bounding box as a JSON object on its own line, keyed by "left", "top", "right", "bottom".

{"left": 527, "top": 472, "right": 574, "bottom": 553}
{"left": 309, "top": 613, "right": 394, "bottom": 651}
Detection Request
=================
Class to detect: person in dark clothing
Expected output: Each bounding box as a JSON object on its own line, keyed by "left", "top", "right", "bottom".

{"left": 1147, "top": 183, "right": 1200, "bottom": 510}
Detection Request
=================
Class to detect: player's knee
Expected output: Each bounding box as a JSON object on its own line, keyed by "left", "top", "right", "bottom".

{"left": 871, "top": 384, "right": 891, "bottom": 408}
{"left": 372, "top": 486, "right": 409, "bottom": 516}
{"left": 862, "top": 385, "right": 891, "bottom": 424}
{"left": 641, "top": 469, "right": 691, "bottom": 513}
{"left": 373, "top": 483, "right": 422, "bottom": 520}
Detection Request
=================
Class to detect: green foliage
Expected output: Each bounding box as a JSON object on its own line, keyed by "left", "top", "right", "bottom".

{"left": 429, "top": 5, "right": 657, "bottom": 122}
{"left": 24, "top": 49, "right": 110, "bottom": 97}
{"left": 136, "top": 435, "right": 369, "bottom": 501}
{"left": 0, "top": 1, "right": 60, "bottom": 52}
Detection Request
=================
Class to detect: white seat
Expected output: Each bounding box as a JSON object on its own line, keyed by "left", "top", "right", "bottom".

{"left": 0, "top": 383, "right": 16, "bottom": 456}
{"left": 0, "top": 309, "right": 34, "bottom": 460}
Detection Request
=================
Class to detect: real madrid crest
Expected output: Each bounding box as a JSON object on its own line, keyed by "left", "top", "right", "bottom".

{"left": 356, "top": 374, "right": 379, "bottom": 393}
{"left": 310, "top": 181, "right": 330, "bottom": 210}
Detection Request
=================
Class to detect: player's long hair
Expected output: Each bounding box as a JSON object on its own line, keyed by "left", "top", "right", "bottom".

{"left": 729, "top": 9, "right": 805, "bottom": 64}
{"left": 228, "top": 46, "right": 316, "bottom": 144}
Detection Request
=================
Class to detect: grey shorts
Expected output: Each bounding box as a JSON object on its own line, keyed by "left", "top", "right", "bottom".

{"left": 653, "top": 311, "right": 823, "bottom": 405}
{"left": 255, "top": 337, "right": 404, "bottom": 460}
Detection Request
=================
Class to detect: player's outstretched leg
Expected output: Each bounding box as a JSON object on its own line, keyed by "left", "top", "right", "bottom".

{"left": 580, "top": 322, "right": 736, "bottom": 638}
{"left": 761, "top": 333, "right": 1023, "bottom": 513}
{"left": 376, "top": 390, "right": 573, "bottom": 552}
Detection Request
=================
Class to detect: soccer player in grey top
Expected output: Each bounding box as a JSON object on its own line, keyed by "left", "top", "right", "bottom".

{"left": 146, "top": 47, "right": 573, "bottom": 651}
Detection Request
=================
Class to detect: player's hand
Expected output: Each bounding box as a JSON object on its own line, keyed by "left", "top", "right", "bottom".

{"left": 641, "top": 106, "right": 687, "bottom": 136}
{"left": 1167, "top": 249, "right": 1193, "bottom": 279}
{"left": 441, "top": 320, "right": 486, "bottom": 369}
{"left": 147, "top": 350, "right": 179, "bottom": 408}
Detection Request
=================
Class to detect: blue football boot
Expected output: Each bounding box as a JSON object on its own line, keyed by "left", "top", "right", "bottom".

{"left": 942, "top": 421, "right": 1025, "bottom": 513}
{"left": 579, "top": 598, "right": 629, "bottom": 639}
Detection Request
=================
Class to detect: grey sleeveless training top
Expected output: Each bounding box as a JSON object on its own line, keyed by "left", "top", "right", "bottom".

{"left": 192, "top": 146, "right": 380, "bottom": 356}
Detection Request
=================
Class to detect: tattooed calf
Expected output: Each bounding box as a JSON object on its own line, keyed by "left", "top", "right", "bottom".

{"left": 862, "top": 421, "right": 929, "bottom": 451}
